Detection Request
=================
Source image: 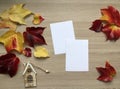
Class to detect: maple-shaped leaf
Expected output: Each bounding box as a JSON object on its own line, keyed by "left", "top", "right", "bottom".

{"left": 96, "top": 61, "right": 116, "bottom": 82}
{"left": 0, "top": 30, "right": 24, "bottom": 53}
{"left": 34, "top": 46, "right": 49, "bottom": 58}
{"left": 22, "top": 47, "right": 32, "bottom": 57}
{"left": 0, "top": 4, "right": 32, "bottom": 25}
{"left": 0, "top": 20, "right": 17, "bottom": 30}
{"left": 89, "top": 6, "right": 120, "bottom": 41}
{"left": 23, "top": 27, "right": 47, "bottom": 47}
{"left": 102, "top": 25, "right": 120, "bottom": 41}
{"left": 96, "top": 67, "right": 113, "bottom": 82}
{"left": 101, "top": 6, "right": 120, "bottom": 26}
{"left": 0, "top": 53, "right": 20, "bottom": 77}
{"left": 32, "top": 14, "right": 44, "bottom": 25}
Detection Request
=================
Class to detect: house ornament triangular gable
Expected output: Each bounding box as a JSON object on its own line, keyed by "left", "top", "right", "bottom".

{"left": 23, "top": 62, "right": 37, "bottom": 75}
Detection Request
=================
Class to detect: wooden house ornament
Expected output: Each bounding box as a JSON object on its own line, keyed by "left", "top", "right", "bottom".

{"left": 23, "top": 62, "right": 37, "bottom": 88}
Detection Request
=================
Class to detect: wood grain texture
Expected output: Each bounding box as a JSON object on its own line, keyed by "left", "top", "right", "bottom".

{"left": 0, "top": 0, "right": 120, "bottom": 89}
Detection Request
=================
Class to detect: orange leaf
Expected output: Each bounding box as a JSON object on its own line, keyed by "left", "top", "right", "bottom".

{"left": 0, "top": 30, "right": 24, "bottom": 53}
{"left": 100, "top": 6, "right": 120, "bottom": 26}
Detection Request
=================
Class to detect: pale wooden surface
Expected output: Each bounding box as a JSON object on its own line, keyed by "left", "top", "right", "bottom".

{"left": 0, "top": 0, "right": 120, "bottom": 89}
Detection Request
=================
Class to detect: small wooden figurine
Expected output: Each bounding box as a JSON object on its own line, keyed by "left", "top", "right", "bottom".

{"left": 23, "top": 62, "right": 37, "bottom": 88}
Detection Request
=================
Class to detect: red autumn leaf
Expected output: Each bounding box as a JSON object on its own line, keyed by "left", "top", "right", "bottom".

{"left": 0, "top": 53, "right": 20, "bottom": 77}
{"left": 22, "top": 47, "right": 32, "bottom": 57}
{"left": 89, "top": 6, "right": 120, "bottom": 41}
{"left": 89, "top": 20, "right": 103, "bottom": 32}
{"left": 101, "top": 6, "right": 120, "bottom": 26}
{"left": 96, "top": 67, "right": 113, "bottom": 82}
{"left": 105, "top": 61, "right": 116, "bottom": 77}
{"left": 23, "top": 27, "right": 47, "bottom": 47}
{"left": 102, "top": 25, "right": 120, "bottom": 41}
{"left": 96, "top": 61, "right": 116, "bottom": 82}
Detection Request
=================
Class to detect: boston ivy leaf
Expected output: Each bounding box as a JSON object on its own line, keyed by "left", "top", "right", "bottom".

{"left": 0, "top": 30, "right": 24, "bottom": 53}
{"left": 0, "top": 53, "right": 20, "bottom": 77}
{"left": 23, "top": 27, "right": 47, "bottom": 47}
{"left": 0, "top": 4, "right": 32, "bottom": 25}
{"left": 32, "top": 14, "right": 44, "bottom": 25}
{"left": 34, "top": 46, "right": 49, "bottom": 58}
{"left": 96, "top": 61, "right": 116, "bottom": 82}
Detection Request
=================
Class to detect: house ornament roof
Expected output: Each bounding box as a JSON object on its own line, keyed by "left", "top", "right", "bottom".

{"left": 23, "top": 62, "right": 37, "bottom": 75}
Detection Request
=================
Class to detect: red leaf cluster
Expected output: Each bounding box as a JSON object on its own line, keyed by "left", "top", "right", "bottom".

{"left": 0, "top": 53, "right": 20, "bottom": 77}
{"left": 96, "top": 61, "right": 116, "bottom": 82}
{"left": 90, "top": 6, "right": 120, "bottom": 41}
{"left": 23, "top": 27, "right": 47, "bottom": 47}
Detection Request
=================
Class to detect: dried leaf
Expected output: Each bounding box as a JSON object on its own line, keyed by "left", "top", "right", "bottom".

{"left": 0, "top": 4, "right": 32, "bottom": 24}
{"left": 101, "top": 6, "right": 120, "bottom": 26}
{"left": 89, "top": 6, "right": 120, "bottom": 41}
{"left": 0, "top": 20, "right": 17, "bottom": 30}
{"left": 89, "top": 20, "right": 103, "bottom": 32}
{"left": 96, "top": 61, "right": 116, "bottom": 82}
{"left": 22, "top": 47, "right": 32, "bottom": 57}
{"left": 0, "top": 53, "right": 20, "bottom": 77}
{"left": 105, "top": 61, "right": 116, "bottom": 77}
{"left": 34, "top": 46, "right": 49, "bottom": 58}
{"left": 23, "top": 27, "right": 47, "bottom": 47}
{"left": 102, "top": 25, "right": 120, "bottom": 41}
{"left": 96, "top": 67, "right": 113, "bottom": 82}
{"left": 0, "top": 30, "right": 24, "bottom": 53}
{"left": 32, "top": 14, "right": 44, "bottom": 25}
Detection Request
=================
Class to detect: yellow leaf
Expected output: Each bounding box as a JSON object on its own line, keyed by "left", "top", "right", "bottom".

{"left": 0, "top": 20, "right": 17, "bottom": 30}
{"left": 0, "top": 30, "right": 24, "bottom": 53}
{"left": 32, "top": 14, "right": 44, "bottom": 25}
{"left": 34, "top": 46, "right": 49, "bottom": 58}
{"left": 0, "top": 4, "right": 32, "bottom": 24}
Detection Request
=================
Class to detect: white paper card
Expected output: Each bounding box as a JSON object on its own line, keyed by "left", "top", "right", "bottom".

{"left": 66, "top": 40, "right": 89, "bottom": 71}
{"left": 50, "top": 21, "right": 75, "bottom": 54}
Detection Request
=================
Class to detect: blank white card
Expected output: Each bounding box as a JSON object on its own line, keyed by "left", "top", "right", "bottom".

{"left": 50, "top": 21, "right": 75, "bottom": 54}
{"left": 66, "top": 40, "right": 89, "bottom": 71}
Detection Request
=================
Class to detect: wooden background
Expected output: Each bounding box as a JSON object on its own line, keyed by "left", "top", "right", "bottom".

{"left": 0, "top": 0, "right": 120, "bottom": 89}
